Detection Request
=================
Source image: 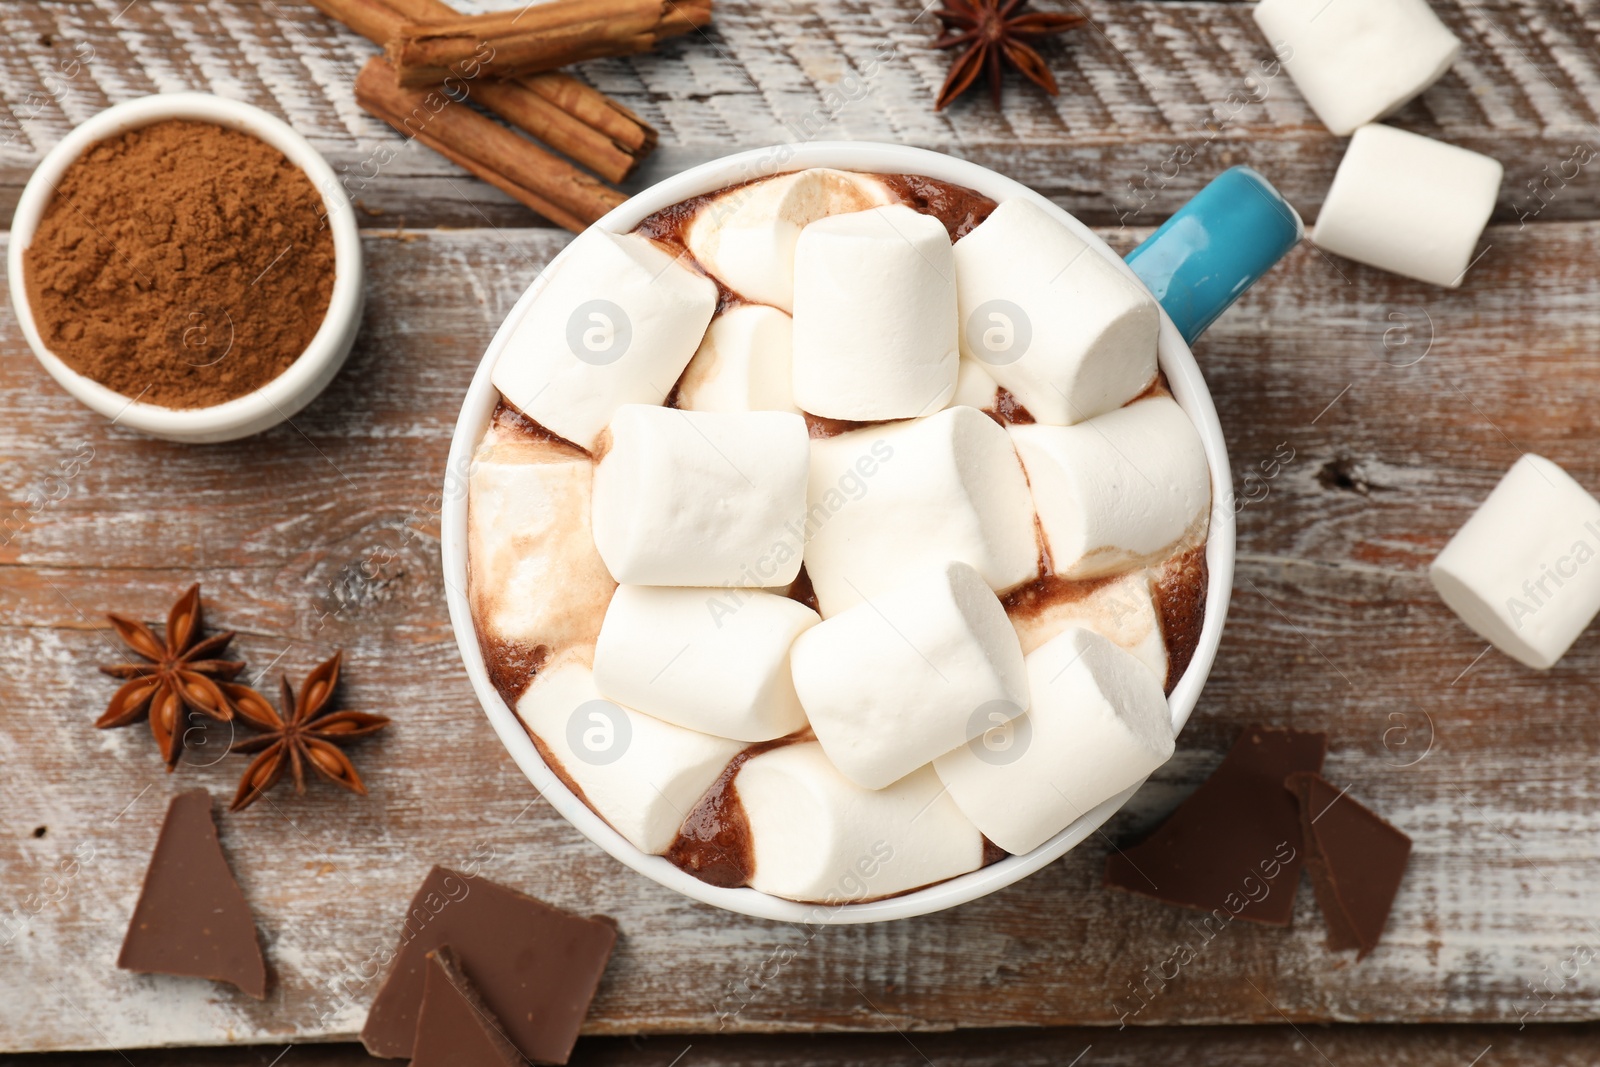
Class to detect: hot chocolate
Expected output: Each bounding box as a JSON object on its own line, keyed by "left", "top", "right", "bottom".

{"left": 466, "top": 168, "right": 1211, "bottom": 903}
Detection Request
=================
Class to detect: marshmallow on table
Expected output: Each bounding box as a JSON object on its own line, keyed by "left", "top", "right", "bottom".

{"left": 677, "top": 305, "right": 800, "bottom": 414}
{"left": 954, "top": 198, "right": 1158, "bottom": 426}
{"left": 517, "top": 649, "right": 743, "bottom": 855}
{"left": 683, "top": 169, "right": 895, "bottom": 312}
{"left": 1010, "top": 397, "right": 1210, "bottom": 579}
{"left": 1009, "top": 571, "right": 1168, "bottom": 684}
{"left": 592, "top": 585, "right": 818, "bottom": 742}
{"left": 735, "top": 742, "right": 984, "bottom": 902}
{"left": 491, "top": 228, "right": 717, "bottom": 451}
{"left": 792, "top": 205, "right": 959, "bottom": 420}
{"left": 1253, "top": 0, "right": 1461, "bottom": 136}
{"left": 935, "top": 626, "right": 1174, "bottom": 855}
{"left": 591, "top": 405, "right": 809, "bottom": 587}
{"left": 791, "top": 561, "right": 1029, "bottom": 790}
{"left": 805, "top": 405, "right": 1039, "bottom": 617}
{"left": 1311, "top": 124, "right": 1502, "bottom": 288}
{"left": 467, "top": 427, "right": 616, "bottom": 662}
{"left": 948, "top": 357, "right": 1001, "bottom": 412}
{"left": 1430, "top": 454, "right": 1600, "bottom": 669}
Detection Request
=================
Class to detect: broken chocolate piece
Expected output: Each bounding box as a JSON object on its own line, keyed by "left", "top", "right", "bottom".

{"left": 412, "top": 945, "right": 524, "bottom": 1067}
{"left": 1104, "top": 725, "right": 1327, "bottom": 925}
{"left": 117, "top": 788, "right": 266, "bottom": 998}
{"left": 1285, "top": 772, "right": 1412, "bottom": 960}
{"left": 361, "top": 867, "right": 616, "bottom": 1063}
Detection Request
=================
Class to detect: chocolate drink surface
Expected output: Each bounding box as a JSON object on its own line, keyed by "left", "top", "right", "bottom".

{"left": 468, "top": 168, "right": 1212, "bottom": 903}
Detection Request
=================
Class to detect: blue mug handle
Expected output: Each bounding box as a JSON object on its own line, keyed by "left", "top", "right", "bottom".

{"left": 1124, "top": 166, "right": 1303, "bottom": 345}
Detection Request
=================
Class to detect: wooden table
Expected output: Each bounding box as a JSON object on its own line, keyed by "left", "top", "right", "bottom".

{"left": 3, "top": 0, "right": 1599, "bottom": 1060}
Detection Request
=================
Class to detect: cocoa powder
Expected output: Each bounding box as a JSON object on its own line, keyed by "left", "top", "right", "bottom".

{"left": 23, "top": 119, "right": 336, "bottom": 409}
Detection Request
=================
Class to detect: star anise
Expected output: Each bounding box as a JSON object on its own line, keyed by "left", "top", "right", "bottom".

{"left": 933, "top": 0, "right": 1087, "bottom": 110}
{"left": 229, "top": 652, "right": 390, "bottom": 812}
{"left": 97, "top": 584, "right": 259, "bottom": 771}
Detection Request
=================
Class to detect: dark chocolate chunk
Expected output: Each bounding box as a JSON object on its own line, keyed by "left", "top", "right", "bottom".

{"left": 361, "top": 867, "right": 616, "bottom": 1063}
{"left": 1104, "top": 725, "right": 1327, "bottom": 925}
{"left": 1285, "top": 772, "right": 1412, "bottom": 961}
{"left": 412, "top": 946, "right": 524, "bottom": 1067}
{"left": 117, "top": 788, "right": 266, "bottom": 998}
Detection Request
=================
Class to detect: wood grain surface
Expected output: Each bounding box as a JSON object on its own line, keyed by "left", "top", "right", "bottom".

{"left": 4, "top": 1024, "right": 1600, "bottom": 1066}
{"left": 3, "top": 0, "right": 1600, "bottom": 1057}
{"left": 6, "top": 221, "right": 1600, "bottom": 1051}
{"left": 0, "top": 0, "right": 1597, "bottom": 229}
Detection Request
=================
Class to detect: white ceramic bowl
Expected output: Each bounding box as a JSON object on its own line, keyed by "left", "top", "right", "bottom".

{"left": 442, "top": 143, "right": 1236, "bottom": 924}
{"left": 7, "top": 92, "right": 364, "bottom": 443}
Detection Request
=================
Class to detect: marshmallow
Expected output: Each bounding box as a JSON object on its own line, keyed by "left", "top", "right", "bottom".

{"left": 591, "top": 405, "right": 809, "bottom": 587}
{"left": 517, "top": 649, "right": 742, "bottom": 854}
{"left": 804, "top": 405, "right": 1039, "bottom": 617}
{"left": 467, "top": 427, "right": 615, "bottom": 659}
{"left": 1009, "top": 571, "right": 1168, "bottom": 683}
{"left": 492, "top": 228, "right": 717, "bottom": 451}
{"left": 1254, "top": 0, "right": 1461, "bottom": 136}
{"left": 947, "top": 358, "right": 1000, "bottom": 412}
{"left": 676, "top": 305, "right": 800, "bottom": 415}
{"left": 792, "top": 205, "right": 959, "bottom": 420}
{"left": 683, "top": 169, "right": 895, "bottom": 311}
{"left": 735, "top": 743, "right": 984, "bottom": 902}
{"left": 934, "top": 626, "right": 1174, "bottom": 855}
{"left": 592, "top": 585, "right": 818, "bottom": 742}
{"left": 954, "top": 198, "right": 1158, "bottom": 426}
{"left": 1430, "top": 454, "right": 1600, "bottom": 669}
{"left": 791, "top": 561, "right": 1029, "bottom": 789}
{"left": 1010, "top": 397, "right": 1210, "bottom": 579}
{"left": 1311, "top": 124, "right": 1503, "bottom": 288}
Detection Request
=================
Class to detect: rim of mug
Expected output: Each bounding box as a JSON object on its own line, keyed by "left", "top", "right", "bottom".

{"left": 441, "top": 141, "right": 1236, "bottom": 924}
{"left": 6, "top": 92, "right": 364, "bottom": 442}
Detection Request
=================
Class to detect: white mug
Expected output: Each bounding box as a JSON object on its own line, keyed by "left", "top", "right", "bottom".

{"left": 440, "top": 142, "right": 1302, "bottom": 924}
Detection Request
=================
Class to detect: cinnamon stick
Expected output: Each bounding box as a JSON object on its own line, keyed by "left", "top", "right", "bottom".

{"left": 309, "top": 0, "right": 657, "bottom": 181}
{"left": 468, "top": 79, "right": 650, "bottom": 184}
{"left": 307, "top": 0, "right": 403, "bottom": 42}
{"left": 518, "top": 73, "right": 655, "bottom": 154}
{"left": 380, "top": 0, "right": 657, "bottom": 179}
{"left": 354, "top": 56, "right": 624, "bottom": 231}
{"left": 387, "top": 0, "right": 713, "bottom": 88}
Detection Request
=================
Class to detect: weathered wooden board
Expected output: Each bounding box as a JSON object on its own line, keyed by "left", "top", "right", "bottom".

{"left": 4, "top": 218, "right": 1600, "bottom": 1051}
{"left": 3, "top": 1024, "right": 1599, "bottom": 1066}
{"left": 0, "top": 0, "right": 1596, "bottom": 229}
{"left": 6, "top": 0, "right": 1600, "bottom": 1053}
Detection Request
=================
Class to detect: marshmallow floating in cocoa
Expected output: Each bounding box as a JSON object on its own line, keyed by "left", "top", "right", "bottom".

{"left": 683, "top": 169, "right": 895, "bottom": 312}
{"left": 676, "top": 304, "right": 800, "bottom": 414}
{"left": 1311, "top": 124, "right": 1502, "bottom": 288}
{"left": 491, "top": 228, "right": 717, "bottom": 450}
{"left": 935, "top": 626, "right": 1174, "bottom": 855}
{"left": 954, "top": 197, "right": 1158, "bottom": 426}
{"left": 1010, "top": 397, "right": 1210, "bottom": 579}
{"left": 735, "top": 742, "right": 985, "bottom": 902}
{"left": 948, "top": 357, "right": 1001, "bottom": 412}
{"left": 792, "top": 204, "right": 959, "bottom": 420}
{"left": 591, "top": 404, "right": 809, "bottom": 587}
{"left": 1430, "top": 454, "right": 1600, "bottom": 669}
{"left": 804, "top": 405, "right": 1039, "bottom": 618}
{"left": 593, "top": 584, "right": 818, "bottom": 742}
{"left": 1253, "top": 0, "right": 1460, "bottom": 136}
{"left": 1009, "top": 570, "right": 1168, "bottom": 683}
{"left": 791, "top": 560, "right": 1029, "bottom": 790}
{"left": 516, "top": 649, "right": 742, "bottom": 854}
{"left": 467, "top": 428, "right": 615, "bottom": 669}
